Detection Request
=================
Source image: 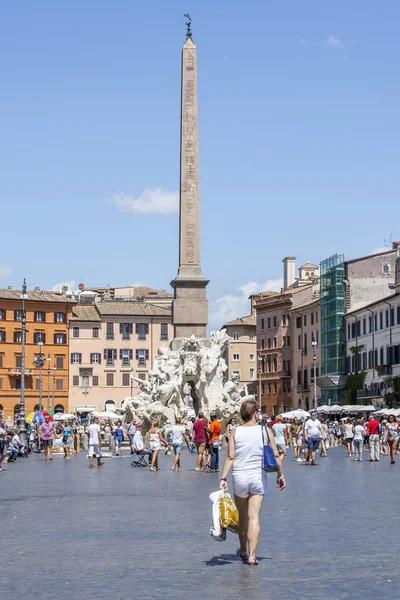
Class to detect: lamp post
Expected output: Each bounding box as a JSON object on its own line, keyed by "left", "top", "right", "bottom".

{"left": 19, "top": 279, "right": 28, "bottom": 446}
{"left": 52, "top": 366, "right": 56, "bottom": 411}
{"left": 312, "top": 331, "right": 318, "bottom": 409}
{"left": 130, "top": 368, "right": 134, "bottom": 398}
{"left": 33, "top": 337, "right": 46, "bottom": 411}
{"left": 47, "top": 352, "right": 51, "bottom": 410}
{"left": 258, "top": 354, "right": 263, "bottom": 414}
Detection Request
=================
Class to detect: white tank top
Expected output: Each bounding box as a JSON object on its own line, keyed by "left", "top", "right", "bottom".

{"left": 345, "top": 423, "right": 354, "bottom": 438}
{"left": 233, "top": 425, "right": 263, "bottom": 474}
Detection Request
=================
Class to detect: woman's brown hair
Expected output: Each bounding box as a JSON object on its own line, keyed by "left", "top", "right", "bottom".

{"left": 240, "top": 400, "right": 258, "bottom": 423}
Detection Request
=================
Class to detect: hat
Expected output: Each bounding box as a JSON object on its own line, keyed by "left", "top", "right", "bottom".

{"left": 166, "top": 420, "right": 171, "bottom": 424}
{"left": 135, "top": 421, "right": 142, "bottom": 427}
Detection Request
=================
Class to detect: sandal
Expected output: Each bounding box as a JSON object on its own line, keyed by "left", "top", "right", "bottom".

{"left": 247, "top": 557, "right": 259, "bottom": 566}
{"left": 236, "top": 548, "right": 248, "bottom": 563}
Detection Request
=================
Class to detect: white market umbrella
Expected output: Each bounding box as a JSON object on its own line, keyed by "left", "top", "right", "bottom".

{"left": 91, "top": 411, "right": 120, "bottom": 419}
{"left": 54, "top": 413, "right": 76, "bottom": 421}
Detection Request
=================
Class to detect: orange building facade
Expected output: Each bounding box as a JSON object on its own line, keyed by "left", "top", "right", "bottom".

{"left": 0, "top": 288, "right": 75, "bottom": 423}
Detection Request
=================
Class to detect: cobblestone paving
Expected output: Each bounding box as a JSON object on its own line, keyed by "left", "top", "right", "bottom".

{"left": 1, "top": 446, "right": 400, "bottom": 600}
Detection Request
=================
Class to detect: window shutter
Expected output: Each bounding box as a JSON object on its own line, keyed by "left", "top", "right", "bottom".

{"left": 42, "top": 333, "right": 46, "bottom": 344}
{"left": 93, "top": 376, "right": 99, "bottom": 386}
{"left": 79, "top": 353, "right": 82, "bottom": 364}
{"left": 120, "top": 349, "right": 123, "bottom": 360}
{"left": 114, "top": 349, "right": 118, "bottom": 361}
{"left": 129, "top": 349, "right": 133, "bottom": 360}
{"left": 54, "top": 334, "right": 57, "bottom": 345}
{"left": 54, "top": 312, "right": 57, "bottom": 323}
{"left": 98, "top": 354, "right": 101, "bottom": 364}
{"left": 135, "top": 323, "right": 139, "bottom": 334}
{"left": 104, "top": 349, "right": 107, "bottom": 359}
{"left": 136, "top": 349, "right": 139, "bottom": 360}
{"left": 129, "top": 323, "right": 133, "bottom": 334}
{"left": 145, "top": 323, "right": 149, "bottom": 334}
{"left": 63, "top": 334, "right": 67, "bottom": 344}
{"left": 145, "top": 350, "right": 149, "bottom": 360}
{"left": 119, "top": 323, "right": 123, "bottom": 334}
{"left": 90, "top": 353, "right": 93, "bottom": 363}
{"left": 73, "top": 375, "right": 79, "bottom": 386}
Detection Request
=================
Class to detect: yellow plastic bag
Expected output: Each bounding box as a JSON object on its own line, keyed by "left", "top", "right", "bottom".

{"left": 219, "top": 492, "right": 239, "bottom": 533}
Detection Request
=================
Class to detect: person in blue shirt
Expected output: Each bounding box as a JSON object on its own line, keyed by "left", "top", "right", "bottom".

{"left": 162, "top": 420, "right": 173, "bottom": 455}
{"left": 114, "top": 421, "right": 124, "bottom": 456}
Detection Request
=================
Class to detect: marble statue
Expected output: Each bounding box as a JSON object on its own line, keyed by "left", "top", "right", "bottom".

{"left": 123, "top": 329, "right": 254, "bottom": 430}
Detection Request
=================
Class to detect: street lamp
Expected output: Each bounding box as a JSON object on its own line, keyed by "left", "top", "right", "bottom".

{"left": 258, "top": 354, "right": 263, "bottom": 414}
{"left": 19, "top": 279, "right": 28, "bottom": 446}
{"left": 47, "top": 352, "right": 51, "bottom": 410}
{"left": 312, "top": 331, "right": 318, "bottom": 409}
{"left": 52, "top": 365, "right": 56, "bottom": 411}
{"left": 33, "top": 336, "right": 46, "bottom": 411}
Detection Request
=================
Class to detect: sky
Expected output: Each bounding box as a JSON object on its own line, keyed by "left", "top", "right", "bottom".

{"left": 1, "top": 1, "right": 399, "bottom": 330}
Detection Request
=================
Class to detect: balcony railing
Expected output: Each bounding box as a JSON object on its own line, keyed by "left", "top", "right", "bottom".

{"left": 8, "top": 367, "right": 34, "bottom": 375}
{"left": 357, "top": 388, "right": 382, "bottom": 399}
{"left": 377, "top": 365, "right": 392, "bottom": 376}
{"left": 279, "top": 370, "right": 292, "bottom": 378}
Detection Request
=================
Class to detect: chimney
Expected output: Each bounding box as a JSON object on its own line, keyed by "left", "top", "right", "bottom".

{"left": 34, "top": 286, "right": 40, "bottom": 292}
{"left": 78, "top": 283, "right": 84, "bottom": 291}
{"left": 282, "top": 257, "right": 296, "bottom": 290}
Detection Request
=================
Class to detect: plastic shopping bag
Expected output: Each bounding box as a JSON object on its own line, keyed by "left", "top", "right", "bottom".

{"left": 209, "top": 491, "right": 227, "bottom": 542}
{"left": 219, "top": 492, "right": 239, "bottom": 534}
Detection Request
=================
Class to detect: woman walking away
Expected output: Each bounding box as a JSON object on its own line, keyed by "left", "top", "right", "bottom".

{"left": 146, "top": 421, "right": 167, "bottom": 471}
{"left": 171, "top": 417, "right": 190, "bottom": 471}
{"left": 219, "top": 400, "right": 285, "bottom": 566}
{"left": 62, "top": 421, "right": 73, "bottom": 460}
{"left": 272, "top": 415, "right": 287, "bottom": 459}
{"left": 386, "top": 415, "right": 399, "bottom": 465}
{"left": 344, "top": 419, "right": 354, "bottom": 457}
{"left": 114, "top": 421, "right": 124, "bottom": 456}
{"left": 353, "top": 419, "right": 365, "bottom": 461}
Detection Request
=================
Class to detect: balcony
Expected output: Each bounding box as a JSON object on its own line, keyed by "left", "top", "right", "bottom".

{"left": 357, "top": 388, "right": 382, "bottom": 399}
{"left": 279, "top": 370, "right": 292, "bottom": 378}
{"left": 8, "top": 367, "right": 34, "bottom": 375}
{"left": 377, "top": 365, "right": 392, "bottom": 376}
{"left": 297, "top": 384, "right": 303, "bottom": 393}
{"left": 261, "top": 372, "right": 280, "bottom": 380}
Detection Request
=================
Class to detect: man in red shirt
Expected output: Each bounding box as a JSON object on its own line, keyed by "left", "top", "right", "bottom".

{"left": 192, "top": 412, "right": 208, "bottom": 471}
{"left": 366, "top": 416, "right": 380, "bottom": 462}
{"left": 207, "top": 415, "right": 221, "bottom": 472}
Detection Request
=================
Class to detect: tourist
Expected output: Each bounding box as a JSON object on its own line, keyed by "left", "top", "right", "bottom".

{"left": 5, "top": 434, "right": 19, "bottom": 462}
{"left": 353, "top": 419, "right": 365, "bottom": 461}
{"left": 272, "top": 415, "right": 287, "bottom": 459}
{"left": 207, "top": 414, "right": 221, "bottom": 472}
{"left": 380, "top": 420, "right": 389, "bottom": 456}
{"left": 145, "top": 420, "right": 167, "bottom": 471}
{"left": 114, "top": 420, "right": 124, "bottom": 456}
{"left": 88, "top": 416, "right": 104, "bottom": 468}
{"left": 162, "top": 420, "right": 173, "bottom": 455}
{"left": 12, "top": 428, "right": 28, "bottom": 457}
{"left": 385, "top": 414, "right": 399, "bottom": 465}
{"left": 295, "top": 420, "right": 305, "bottom": 462}
{"left": 192, "top": 412, "right": 208, "bottom": 471}
{"left": 319, "top": 418, "right": 328, "bottom": 457}
{"left": 344, "top": 418, "right": 354, "bottom": 457}
{"left": 171, "top": 417, "right": 190, "bottom": 471}
{"left": 304, "top": 412, "right": 323, "bottom": 466}
{"left": 225, "top": 418, "right": 236, "bottom": 443}
{"left": 269, "top": 415, "right": 277, "bottom": 428}
{"left": 62, "top": 420, "right": 73, "bottom": 460}
{"left": 39, "top": 415, "right": 55, "bottom": 461}
{"left": 366, "top": 415, "right": 380, "bottom": 462}
{"left": 127, "top": 421, "right": 137, "bottom": 455}
{"left": 219, "top": 399, "right": 285, "bottom": 566}
{"left": 0, "top": 419, "right": 6, "bottom": 472}
{"left": 289, "top": 417, "right": 299, "bottom": 457}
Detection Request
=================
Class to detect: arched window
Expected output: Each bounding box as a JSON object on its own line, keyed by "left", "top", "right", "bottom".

{"left": 233, "top": 332, "right": 239, "bottom": 341}
{"left": 104, "top": 399, "right": 116, "bottom": 412}
{"left": 54, "top": 404, "right": 64, "bottom": 414}
{"left": 305, "top": 272, "right": 310, "bottom": 278}
{"left": 311, "top": 272, "right": 314, "bottom": 277}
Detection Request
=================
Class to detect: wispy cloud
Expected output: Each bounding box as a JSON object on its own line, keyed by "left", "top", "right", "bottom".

{"left": 326, "top": 35, "right": 344, "bottom": 49}
{"left": 52, "top": 280, "right": 77, "bottom": 293}
{"left": 209, "top": 278, "right": 283, "bottom": 331}
{"left": 0, "top": 264, "right": 12, "bottom": 279}
{"left": 298, "top": 35, "right": 344, "bottom": 49}
{"left": 107, "top": 188, "right": 178, "bottom": 216}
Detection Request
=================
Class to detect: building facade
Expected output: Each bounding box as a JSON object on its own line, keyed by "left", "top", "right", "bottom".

{"left": 291, "top": 296, "right": 321, "bottom": 411}
{"left": 68, "top": 299, "right": 172, "bottom": 416}
{"left": 0, "top": 288, "right": 75, "bottom": 423}
{"left": 222, "top": 313, "right": 257, "bottom": 397}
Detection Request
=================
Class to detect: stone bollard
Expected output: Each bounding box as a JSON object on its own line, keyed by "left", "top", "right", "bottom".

{"left": 108, "top": 434, "right": 116, "bottom": 452}
{"left": 81, "top": 433, "right": 88, "bottom": 450}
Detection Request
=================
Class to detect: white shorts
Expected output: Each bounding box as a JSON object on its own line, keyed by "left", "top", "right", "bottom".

{"left": 88, "top": 444, "right": 101, "bottom": 458}
{"left": 232, "top": 470, "right": 267, "bottom": 498}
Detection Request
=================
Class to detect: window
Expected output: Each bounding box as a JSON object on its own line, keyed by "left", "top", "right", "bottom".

{"left": 298, "top": 335, "right": 301, "bottom": 350}
{"left": 54, "top": 312, "right": 66, "bottom": 323}
{"left": 267, "top": 318, "right": 271, "bottom": 328}
{"left": 54, "top": 333, "right": 66, "bottom": 345}
{"left": 262, "top": 383, "right": 265, "bottom": 395}
{"left": 369, "top": 315, "right": 373, "bottom": 333}
{"left": 379, "top": 312, "right": 383, "bottom": 330}
{"left": 120, "top": 348, "right": 133, "bottom": 365}
{"left": 267, "top": 338, "right": 271, "bottom": 349}
{"left": 273, "top": 316, "right": 277, "bottom": 328}
{"left": 249, "top": 334, "right": 254, "bottom": 341}
{"left": 104, "top": 349, "right": 117, "bottom": 366}
{"left": 385, "top": 310, "right": 389, "bottom": 328}
{"left": 304, "top": 315, "right": 307, "bottom": 327}
{"left": 233, "top": 353, "right": 240, "bottom": 361}
{"left": 273, "top": 337, "right": 277, "bottom": 348}
{"left": 267, "top": 358, "right": 271, "bottom": 372}
{"left": 303, "top": 369, "right": 309, "bottom": 390}
{"left": 283, "top": 315, "right": 286, "bottom": 327}
{"left": 138, "top": 373, "right": 147, "bottom": 381}
{"left": 311, "top": 312, "right": 314, "bottom": 326}
{"left": 390, "top": 307, "right": 395, "bottom": 326}
{"left": 348, "top": 324, "right": 351, "bottom": 340}
{"left": 374, "top": 314, "right": 378, "bottom": 331}
{"left": 92, "top": 375, "right": 99, "bottom": 386}
{"left": 16, "top": 355, "right": 22, "bottom": 368}
{"left": 368, "top": 350, "right": 373, "bottom": 370}
{"left": 120, "top": 323, "right": 132, "bottom": 339}
{"left": 374, "top": 349, "right": 378, "bottom": 368}
{"left": 14, "top": 310, "right": 23, "bottom": 321}
{"left": 136, "top": 349, "right": 149, "bottom": 365}
{"left": 296, "top": 316, "right": 301, "bottom": 328}
{"left": 161, "top": 323, "right": 168, "bottom": 340}
{"left": 297, "top": 370, "right": 302, "bottom": 385}
{"left": 136, "top": 323, "right": 149, "bottom": 340}
{"left": 71, "top": 353, "right": 82, "bottom": 364}
{"left": 34, "top": 332, "right": 45, "bottom": 344}
{"left": 106, "top": 322, "right": 114, "bottom": 340}
{"left": 380, "top": 347, "right": 384, "bottom": 366}
{"left": 249, "top": 354, "right": 254, "bottom": 361}
{"left": 73, "top": 327, "right": 79, "bottom": 338}
{"left": 122, "top": 372, "right": 131, "bottom": 386}
{"left": 0, "top": 356, "right": 2, "bottom": 368}
{"left": 398, "top": 306, "right": 400, "bottom": 325}
{"left": 362, "top": 318, "right": 366, "bottom": 335}
{"left": 106, "top": 373, "right": 114, "bottom": 386}
{"left": 273, "top": 358, "right": 277, "bottom": 372}
{"left": 267, "top": 383, "right": 271, "bottom": 394}
{"left": 56, "top": 380, "right": 63, "bottom": 391}
{"left": 233, "top": 332, "right": 239, "bottom": 341}
{"left": 56, "top": 356, "right": 64, "bottom": 369}
{"left": 0, "top": 330, "right": 7, "bottom": 342}
{"left": 273, "top": 383, "right": 277, "bottom": 394}
{"left": 315, "top": 312, "right": 318, "bottom": 324}
{"left": 261, "top": 319, "right": 264, "bottom": 330}
{"left": 283, "top": 382, "right": 286, "bottom": 393}
{"left": 283, "top": 336, "right": 286, "bottom": 346}
{"left": 362, "top": 352, "right": 367, "bottom": 370}
{"left": 15, "top": 379, "right": 21, "bottom": 390}
{"left": 34, "top": 311, "right": 46, "bottom": 322}
{"left": 287, "top": 336, "right": 291, "bottom": 347}
{"left": 0, "top": 309, "right": 5, "bottom": 320}
{"left": 92, "top": 327, "right": 99, "bottom": 338}
{"left": 287, "top": 360, "right": 291, "bottom": 376}
{"left": 261, "top": 339, "right": 265, "bottom": 350}
{"left": 287, "top": 314, "right": 291, "bottom": 325}
{"left": 303, "top": 333, "right": 307, "bottom": 355}
{"left": 90, "top": 353, "right": 101, "bottom": 364}
{"left": 287, "top": 381, "right": 291, "bottom": 393}
{"left": 14, "top": 330, "right": 22, "bottom": 343}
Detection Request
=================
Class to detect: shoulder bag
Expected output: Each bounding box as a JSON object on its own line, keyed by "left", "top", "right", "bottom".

{"left": 261, "top": 425, "right": 278, "bottom": 473}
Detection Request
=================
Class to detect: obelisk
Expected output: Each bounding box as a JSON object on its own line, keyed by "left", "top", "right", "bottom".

{"left": 171, "top": 16, "right": 209, "bottom": 348}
